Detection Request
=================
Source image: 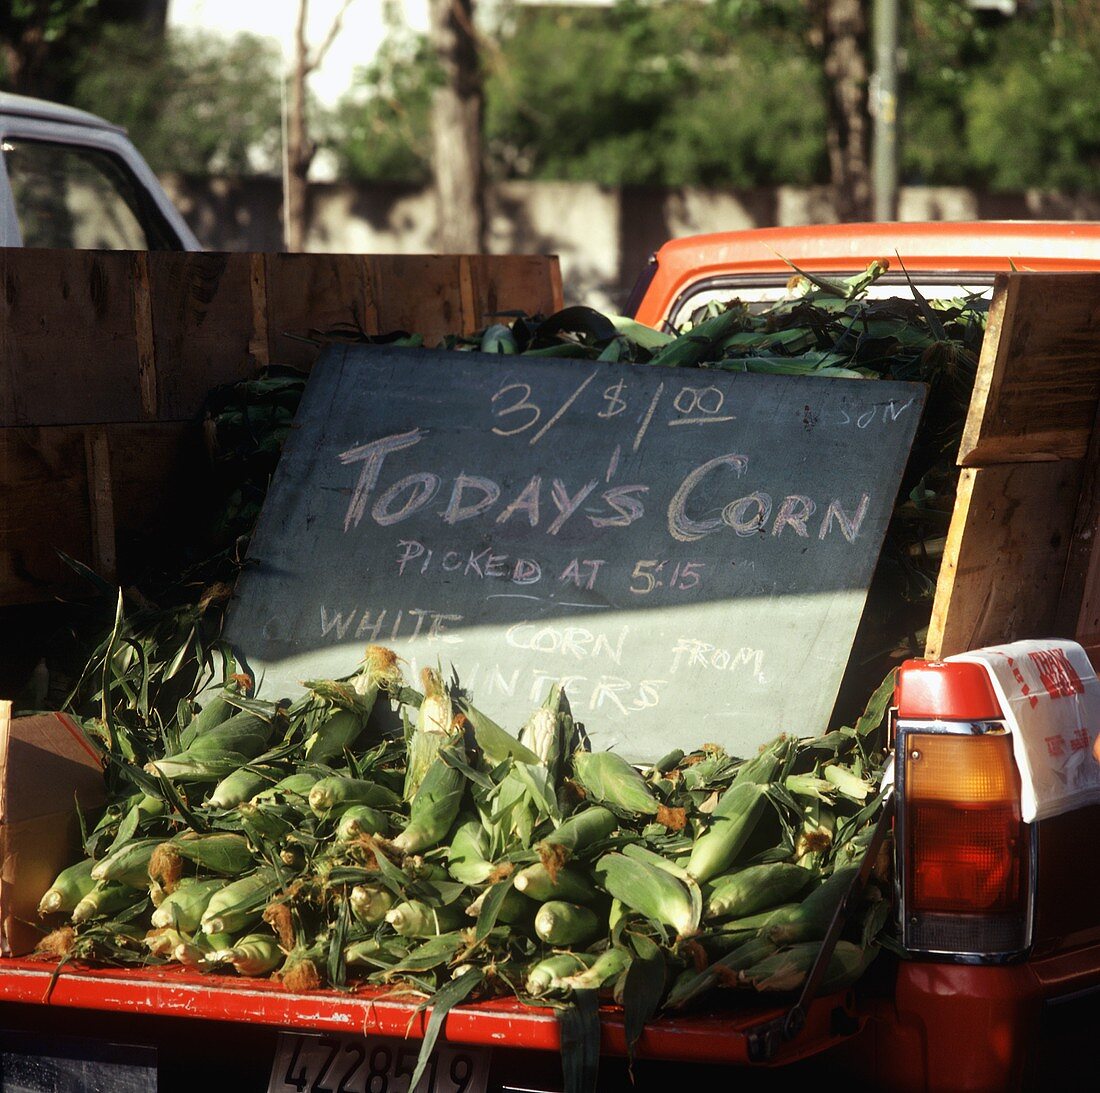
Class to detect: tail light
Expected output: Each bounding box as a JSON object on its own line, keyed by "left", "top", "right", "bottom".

{"left": 895, "top": 659, "right": 1033, "bottom": 960}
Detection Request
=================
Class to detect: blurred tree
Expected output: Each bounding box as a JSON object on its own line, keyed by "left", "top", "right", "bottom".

{"left": 69, "top": 25, "right": 283, "bottom": 176}
{"left": 0, "top": 0, "right": 101, "bottom": 98}
{"left": 286, "top": 0, "right": 354, "bottom": 251}
{"left": 430, "top": 0, "right": 484, "bottom": 252}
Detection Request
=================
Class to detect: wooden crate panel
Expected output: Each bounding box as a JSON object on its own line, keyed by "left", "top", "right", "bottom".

{"left": 148, "top": 252, "right": 258, "bottom": 420}
{"left": 926, "top": 461, "right": 1083, "bottom": 658}
{"left": 263, "top": 253, "right": 376, "bottom": 371}
{"left": 367, "top": 255, "right": 468, "bottom": 340}
{"left": 0, "top": 249, "right": 145, "bottom": 427}
{"left": 466, "top": 254, "right": 564, "bottom": 323}
{"left": 960, "top": 273, "right": 1100, "bottom": 466}
{"left": 0, "top": 427, "right": 96, "bottom": 603}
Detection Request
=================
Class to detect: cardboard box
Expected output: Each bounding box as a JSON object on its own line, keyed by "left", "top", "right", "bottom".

{"left": 0, "top": 700, "right": 107, "bottom": 955}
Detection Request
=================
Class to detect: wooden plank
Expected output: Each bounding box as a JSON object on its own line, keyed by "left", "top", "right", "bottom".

{"left": 367, "top": 255, "right": 466, "bottom": 341}
{"left": 926, "top": 461, "right": 1083, "bottom": 658}
{"left": 83, "top": 426, "right": 117, "bottom": 583}
{"left": 148, "top": 252, "right": 256, "bottom": 420}
{"left": 249, "top": 252, "right": 270, "bottom": 366}
{"left": 131, "top": 251, "right": 159, "bottom": 420}
{"left": 465, "top": 255, "right": 564, "bottom": 324}
{"left": 0, "top": 249, "right": 143, "bottom": 427}
{"left": 959, "top": 273, "right": 1100, "bottom": 466}
{"left": 0, "top": 426, "right": 95, "bottom": 604}
{"left": 264, "top": 253, "right": 374, "bottom": 370}
{"left": 1055, "top": 394, "right": 1100, "bottom": 637}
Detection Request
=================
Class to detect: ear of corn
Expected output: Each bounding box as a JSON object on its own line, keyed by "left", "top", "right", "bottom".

{"left": 572, "top": 752, "right": 659, "bottom": 816}
{"left": 686, "top": 781, "right": 768, "bottom": 882}
{"left": 335, "top": 804, "right": 391, "bottom": 841}
{"left": 560, "top": 945, "right": 631, "bottom": 992}
{"left": 252, "top": 769, "right": 325, "bottom": 804}
{"left": 208, "top": 764, "right": 284, "bottom": 810}
{"left": 308, "top": 775, "right": 400, "bottom": 817}
{"left": 215, "top": 932, "right": 284, "bottom": 976}
{"left": 167, "top": 832, "right": 255, "bottom": 875}
{"left": 513, "top": 862, "right": 597, "bottom": 904}
{"left": 390, "top": 747, "right": 465, "bottom": 854}
{"left": 385, "top": 899, "right": 465, "bottom": 938}
{"left": 149, "top": 878, "right": 225, "bottom": 932}
{"left": 704, "top": 863, "right": 815, "bottom": 921}
{"left": 533, "top": 900, "right": 601, "bottom": 946}
{"left": 38, "top": 858, "right": 97, "bottom": 916}
{"left": 593, "top": 852, "right": 698, "bottom": 937}
{"left": 90, "top": 838, "right": 163, "bottom": 886}
{"left": 72, "top": 882, "right": 145, "bottom": 925}
{"left": 200, "top": 868, "right": 280, "bottom": 936}
{"left": 349, "top": 884, "right": 395, "bottom": 926}
{"left": 765, "top": 865, "right": 859, "bottom": 945}
{"left": 446, "top": 817, "right": 495, "bottom": 885}
{"left": 525, "top": 951, "right": 597, "bottom": 997}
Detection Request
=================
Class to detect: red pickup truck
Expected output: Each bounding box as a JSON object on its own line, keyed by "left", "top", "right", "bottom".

{"left": 3, "top": 222, "right": 1100, "bottom": 1093}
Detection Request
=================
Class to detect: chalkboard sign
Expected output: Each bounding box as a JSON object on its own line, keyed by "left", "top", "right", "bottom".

{"left": 225, "top": 345, "right": 925, "bottom": 761}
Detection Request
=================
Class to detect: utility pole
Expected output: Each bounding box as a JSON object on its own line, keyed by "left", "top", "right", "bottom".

{"left": 871, "top": 0, "right": 900, "bottom": 221}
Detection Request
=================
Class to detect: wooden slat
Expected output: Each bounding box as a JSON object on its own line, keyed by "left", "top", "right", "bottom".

{"left": 959, "top": 273, "right": 1100, "bottom": 466}
{"left": 264, "top": 253, "right": 375, "bottom": 370}
{"left": 1055, "top": 392, "right": 1100, "bottom": 637}
{"left": 926, "top": 461, "right": 1083, "bottom": 658}
{"left": 148, "top": 252, "right": 256, "bottom": 419}
{"left": 131, "top": 251, "right": 159, "bottom": 420}
{"left": 0, "top": 249, "right": 144, "bottom": 427}
{"left": 465, "top": 254, "right": 564, "bottom": 324}
{"left": 83, "top": 426, "right": 117, "bottom": 583}
{"left": 0, "top": 426, "right": 95, "bottom": 603}
{"left": 368, "top": 255, "right": 467, "bottom": 340}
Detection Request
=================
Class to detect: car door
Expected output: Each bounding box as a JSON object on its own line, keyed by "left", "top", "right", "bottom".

{"left": 0, "top": 113, "right": 199, "bottom": 250}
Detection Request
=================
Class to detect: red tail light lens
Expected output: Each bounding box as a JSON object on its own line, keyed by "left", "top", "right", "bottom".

{"left": 901, "top": 729, "right": 1031, "bottom": 958}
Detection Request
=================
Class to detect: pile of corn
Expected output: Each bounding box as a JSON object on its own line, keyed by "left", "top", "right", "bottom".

{"left": 38, "top": 648, "right": 891, "bottom": 1060}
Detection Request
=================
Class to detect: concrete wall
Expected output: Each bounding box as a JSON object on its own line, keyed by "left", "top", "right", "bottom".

{"left": 161, "top": 175, "right": 1100, "bottom": 314}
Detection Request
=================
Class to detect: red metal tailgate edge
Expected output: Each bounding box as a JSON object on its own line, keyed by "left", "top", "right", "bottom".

{"left": 0, "top": 958, "right": 857, "bottom": 1066}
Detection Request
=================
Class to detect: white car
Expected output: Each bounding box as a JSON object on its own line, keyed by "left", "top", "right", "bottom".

{"left": 0, "top": 92, "right": 199, "bottom": 251}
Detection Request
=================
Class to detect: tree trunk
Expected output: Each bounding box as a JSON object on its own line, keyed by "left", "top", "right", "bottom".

{"left": 429, "top": 0, "right": 484, "bottom": 253}
{"left": 811, "top": 0, "right": 872, "bottom": 222}
{"left": 285, "top": 0, "right": 313, "bottom": 253}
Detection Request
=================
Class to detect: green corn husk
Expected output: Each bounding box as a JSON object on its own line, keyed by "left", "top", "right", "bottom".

{"left": 252, "top": 770, "right": 325, "bottom": 804}
{"left": 90, "top": 838, "right": 164, "bottom": 886}
{"left": 144, "top": 926, "right": 187, "bottom": 958}
{"left": 594, "top": 852, "right": 698, "bottom": 937}
{"left": 178, "top": 678, "right": 249, "bottom": 751}
{"left": 517, "top": 685, "right": 572, "bottom": 785}
{"left": 572, "top": 751, "right": 659, "bottom": 816}
{"left": 72, "top": 882, "right": 145, "bottom": 924}
{"left": 446, "top": 817, "right": 495, "bottom": 885}
{"left": 513, "top": 862, "right": 597, "bottom": 904}
{"left": 704, "top": 863, "right": 816, "bottom": 921}
{"left": 664, "top": 936, "right": 779, "bottom": 1010}
{"left": 145, "top": 750, "right": 253, "bottom": 783}
{"left": 303, "top": 646, "right": 401, "bottom": 763}
{"left": 765, "top": 866, "right": 860, "bottom": 946}
{"left": 344, "top": 936, "right": 410, "bottom": 969}
{"left": 465, "top": 885, "right": 531, "bottom": 926}
{"left": 538, "top": 806, "right": 618, "bottom": 866}
{"left": 349, "top": 884, "right": 395, "bottom": 926}
{"left": 824, "top": 764, "right": 873, "bottom": 802}
{"left": 150, "top": 709, "right": 276, "bottom": 780}
{"left": 208, "top": 764, "right": 284, "bottom": 809}
{"left": 150, "top": 878, "right": 226, "bottom": 932}
{"left": 733, "top": 735, "right": 795, "bottom": 785}
{"left": 560, "top": 945, "right": 632, "bottom": 992}
{"left": 309, "top": 775, "right": 400, "bottom": 817}
{"left": 335, "top": 805, "right": 391, "bottom": 841}
{"left": 390, "top": 747, "right": 466, "bottom": 854}
{"left": 533, "top": 900, "right": 602, "bottom": 946}
{"left": 525, "top": 952, "right": 598, "bottom": 998}
{"left": 738, "top": 939, "right": 874, "bottom": 992}
{"left": 214, "top": 932, "right": 285, "bottom": 976}
{"left": 39, "top": 858, "right": 97, "bottom": 916}
{"left": 686, "top": 781, "right": 768, "bottom": 882}
{"left": 404, "top": 669, "right": 460, "bottom": 801}
{"left": 200, "top": 868, "right": 280, "bottom": 935}
{"left": 167, "top": 832, "right": 256, "bottom": 876}
{"left": 173, "top": 930, "right": 235, "bottom": 967}
{"left": 385, "top": 899, "right": 465, "bottom": 938}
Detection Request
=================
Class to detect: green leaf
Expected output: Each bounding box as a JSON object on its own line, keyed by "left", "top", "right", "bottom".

{"left": 622, "top": 934, "right": 664, "bottom": 1068}
{"left": 407, "top": 968, "right": 485, "bottom": 1093}
{"left": 558, "top": 989, "right": 601, "bottom": 1093}
{"left": 475, "top": 878, "right": 514, "bottom": 943}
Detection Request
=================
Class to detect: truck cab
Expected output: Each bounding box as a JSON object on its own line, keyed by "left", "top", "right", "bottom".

{"left": 0, "top": 92, "right": 198, "bottom": 252}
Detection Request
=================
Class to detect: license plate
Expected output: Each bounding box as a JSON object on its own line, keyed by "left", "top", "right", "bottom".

{"left": 268, "top": 1031, "right": 491, "bottom": 1093}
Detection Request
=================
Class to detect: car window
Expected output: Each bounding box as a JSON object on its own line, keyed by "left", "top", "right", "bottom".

{"left": 2, "top": 137, "right": 178, "bottom": 250}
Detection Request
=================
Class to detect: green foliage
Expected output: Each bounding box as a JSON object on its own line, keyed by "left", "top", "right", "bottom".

{"left": 0, "top": 0, "right": 101, "bottom": 96}
{"left": 69, "top": 25, "right": 283, "bottom": 176}
{"left": 322, "top": 28, "right": 437, "bottom": 184}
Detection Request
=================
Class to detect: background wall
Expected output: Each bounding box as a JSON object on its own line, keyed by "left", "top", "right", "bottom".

{"left": 162, "top": 175, "right": 1100, "bottom": 314}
